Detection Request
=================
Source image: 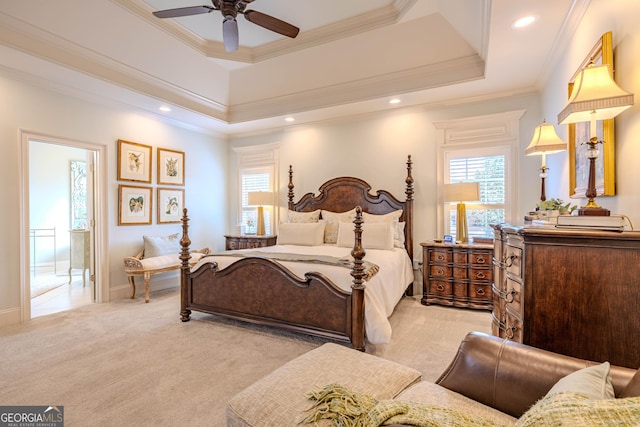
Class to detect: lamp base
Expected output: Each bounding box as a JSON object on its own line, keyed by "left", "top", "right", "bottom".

{"left": 256, "top": 206, "right": 266, "bottom": 235}
{"left": 577, "top": 207, "right": 610, "bottom": 216}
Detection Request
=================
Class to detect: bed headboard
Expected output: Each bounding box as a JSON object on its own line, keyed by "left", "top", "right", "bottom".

{"left": 287, "top": 155, "right": 414, "bottom": 261}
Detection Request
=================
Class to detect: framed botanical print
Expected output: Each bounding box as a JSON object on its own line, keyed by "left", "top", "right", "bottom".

{"left": 119, "top": 185, "right": 152, "bottom": 225}
{"left": 157, "top": 148, "right": 185, "bottom": 186}
{"left": 117, "top": 140, "right": 152, "bottom": 183}
{"left": 568, "top": 31, "right": 616, "bottom": 198}
{"left": 157, "top": 187, "right": 184, "bottom": 224}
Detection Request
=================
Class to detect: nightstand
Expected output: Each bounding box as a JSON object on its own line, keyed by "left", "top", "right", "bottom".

{"left": 225, "top": 234, "right": 277, "bottom": 250}
{"left": 421, "top": 241, "right": 493, "bottom": 310}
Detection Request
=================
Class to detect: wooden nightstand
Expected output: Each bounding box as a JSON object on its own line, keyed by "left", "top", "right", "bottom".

{"left": 225, "top": 234, "right": 277, "bottom": 250}
{"left": 421, "top": 241, "right": 493, "bottom": 310}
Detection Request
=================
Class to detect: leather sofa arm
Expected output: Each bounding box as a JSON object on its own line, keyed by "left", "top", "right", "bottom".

{"left": 435, "top": 331, "right": 636, "bottom": 418}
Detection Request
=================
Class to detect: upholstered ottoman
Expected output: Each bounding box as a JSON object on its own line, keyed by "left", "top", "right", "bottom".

{"left": 226, "top": 343, "right": 421, "bottom": 427}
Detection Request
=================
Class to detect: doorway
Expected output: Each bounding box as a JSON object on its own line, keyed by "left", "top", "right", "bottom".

{"left": 20, "top": 131, "right": 107, "bottom": 320}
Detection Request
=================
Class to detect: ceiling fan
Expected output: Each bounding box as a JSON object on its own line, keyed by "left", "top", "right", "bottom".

{"left": 152, "top": 0, "right": 300, "bottom": 52}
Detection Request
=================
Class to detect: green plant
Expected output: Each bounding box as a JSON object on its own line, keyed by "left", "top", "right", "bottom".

{"left": 536, "top": 198, "right": 577, "bottom": 214}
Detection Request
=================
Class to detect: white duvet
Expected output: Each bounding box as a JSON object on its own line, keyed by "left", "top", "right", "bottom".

{"left": 192, "top": 244, "right": 414, "bottom": 344}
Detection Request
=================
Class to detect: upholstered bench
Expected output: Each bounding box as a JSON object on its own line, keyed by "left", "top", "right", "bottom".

{"left": 123, "top": 233, "right": 209, "bottom": 303}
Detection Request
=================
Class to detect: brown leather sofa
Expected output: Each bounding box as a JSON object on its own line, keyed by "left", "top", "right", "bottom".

{"left": 226, "top": 331, "right": 640, "bottom": 426}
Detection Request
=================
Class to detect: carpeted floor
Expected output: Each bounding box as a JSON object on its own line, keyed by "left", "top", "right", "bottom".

{"left": 0, "top": 289, "right": 491, "bottom": 426}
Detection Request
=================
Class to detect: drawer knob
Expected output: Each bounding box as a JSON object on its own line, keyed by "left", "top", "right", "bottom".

{"left": 436, "top": 284, "right": 445, "bottom": 292}
{"left": 436, "top": 254, "right": 445, "bottom": 261}
{"left": 505, "top": 288, "right": 517, "bottom": 303}
{"left": 476, "top": 272, "right": 486, "bottom": 279}
{"left": 476, "top": 256, "right": 486, "bottom": 263}
{"left": 476, "top": 288, "right": 485, "bottom": 296}
{"left": 506, "top": 324, "right": 518, "bottom": 340}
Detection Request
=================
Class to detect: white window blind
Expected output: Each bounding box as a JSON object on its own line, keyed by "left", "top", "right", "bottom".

{"left": 240, "top": 166, "right": 273, "bottom": 235}
{"left": 447, "top": 154, "right": 506, "bottom": 239}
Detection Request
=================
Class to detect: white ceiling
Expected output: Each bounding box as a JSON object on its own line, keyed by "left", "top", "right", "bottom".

{"left": 0, "top": 0, "right": 581, "bottom": 136}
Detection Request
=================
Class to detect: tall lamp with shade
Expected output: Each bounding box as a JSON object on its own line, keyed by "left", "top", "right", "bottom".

{"left": 443, "top": 182, "right": 480, "bottom": 243}
{"left": 247, "top": 191, "right": 273, "bottom": 236}
{"left": 525, "top": 120, "right": 567, "bottom": 202}
{"left": 558, "top": 63, "right": 634, "bottom": 216}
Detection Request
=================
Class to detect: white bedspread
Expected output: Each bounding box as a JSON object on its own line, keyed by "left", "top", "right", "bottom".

{"left": 192, "top": 244, "right": 414, "bottom": 344}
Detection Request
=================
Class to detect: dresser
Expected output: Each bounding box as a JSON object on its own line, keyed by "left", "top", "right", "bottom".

{"left": 421, "top": 241, "right": 493, "bottom": 310}
{"left": 69, "top": 229, "right": 90, "bottom": 286}
{"left": 491, "top": 224, "right": 640, "bottom": 368}
{"left": 225, "top": 234, "right": 277, "bottom": 250}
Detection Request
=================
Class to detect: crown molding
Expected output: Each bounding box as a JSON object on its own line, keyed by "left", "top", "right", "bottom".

{"left": 228, "top": 54, "right": 485, "bottom": 123}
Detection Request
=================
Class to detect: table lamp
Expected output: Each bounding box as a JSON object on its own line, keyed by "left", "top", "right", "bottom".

{"left": 525, "top": 120, "right": 567, "bottom": 202}
{"left": 247, "top": 191, "right": 273, "bottom": 236}
{"left": 558, "top": 63, "right": 634, "bottom": 216}
{"left": 443, "top": 182, "right": 480, "bottom": 243}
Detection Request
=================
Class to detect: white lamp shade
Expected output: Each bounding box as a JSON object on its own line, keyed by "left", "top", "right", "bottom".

{"left": 558, "top": 64, "right": 634, "bottom": 124}
{"left": 526, "top": 121, "right": 566, "bottom": 155}
{"left": 247, "top": 191, "right": 273, "bottom": 206}
{"left": 443, "top": 182, "right": 480, "bottom": 203}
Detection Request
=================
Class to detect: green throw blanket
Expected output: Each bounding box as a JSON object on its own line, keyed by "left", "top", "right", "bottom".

{"left": 298, "top": 384, "right": 506, "bottom": 427}
{"left": 299, "top": 384, "right": 640, "bottom": 427}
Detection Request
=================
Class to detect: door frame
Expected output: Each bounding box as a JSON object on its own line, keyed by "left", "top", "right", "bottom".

{"left": 19, "top": 130, "right": 109, "bottom": 321}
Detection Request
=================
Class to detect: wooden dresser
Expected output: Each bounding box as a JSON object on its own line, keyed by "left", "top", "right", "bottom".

{"left": 225, "top": 234, "right": 277, "bottom": 250}
{"left": 492, "top": 224, "right": 640, "bottom": 368}
{"left": 421, "top": 241, "right": 493, "bottom": 310}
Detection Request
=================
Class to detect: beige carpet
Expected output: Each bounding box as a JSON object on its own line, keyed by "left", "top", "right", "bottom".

{"left": 0, "top": 289, "right": 491, "bottom": 426}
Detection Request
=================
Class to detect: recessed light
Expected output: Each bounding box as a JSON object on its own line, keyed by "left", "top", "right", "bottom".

{"left": 389, "top": 98, "right": 401, "bottom": 105}
{"left": 512, "top": 15, "right": 537, "bottom": 29}
{"left": 285, "top": 117, "right": 295, "bottom": 122}
{"left": 159, "top": 106, "right": 171, "bottom": 112}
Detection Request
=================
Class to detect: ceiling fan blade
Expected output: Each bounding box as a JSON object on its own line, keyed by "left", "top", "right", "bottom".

{"left": 244, "top": 10, "right": 300, "bottom": 38}
{"left": 153, "top": 6, "right": 216, "bottom": 19}
{"left": 223, "top": 17, "right": 239, "bottom": 52}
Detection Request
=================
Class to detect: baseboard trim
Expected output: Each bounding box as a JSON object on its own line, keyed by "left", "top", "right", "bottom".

{"left": 0, "top": 306, "right": 22, "bottom": 328}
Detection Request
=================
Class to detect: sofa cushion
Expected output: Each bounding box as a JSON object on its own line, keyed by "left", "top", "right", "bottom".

{"left": 545, "top": 361, "right": 614, "bottom": 400}
{"left": 226, "top": 343, "right": 421, "bottom": 427}
{"left": 396, "top": 381, "right": 517, "bottom": 426}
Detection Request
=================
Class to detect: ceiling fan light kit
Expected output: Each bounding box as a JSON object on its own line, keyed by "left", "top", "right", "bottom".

{"left": 152, "top": 0, "right": 300, "bottom": 52}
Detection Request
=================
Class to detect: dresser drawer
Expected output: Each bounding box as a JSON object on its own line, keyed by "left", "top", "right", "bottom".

{"left": 469, "top": 267, "right": 492, "bottom": 281}
{"left": 429, "top": 265, "right": 452, "bottom": 278}
{"left": 428, "top": 280, "right": 452, "bottom": 296}
{"left": 429, "top": 248, "right": 452, "bottom": 263}
{"left": 469, "top": 282, "right": 491, "bottom": 299}
{"left": 504, "top": 276, "right": 523, "bottom": 315}
{"left": 505, "top": 308, "right": 523, "bottom": 343}
{"left": 469, "top": 250, "right": 492, "bottom": 266}
{"left": 504, "top": 245, "right": 522, "bottom": 278}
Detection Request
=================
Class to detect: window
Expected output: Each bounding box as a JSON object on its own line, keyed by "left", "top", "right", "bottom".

{"left": 445, "top": 149, "right": 507, "bottom": 239}
{"left": 239, "top": 166, "right": 273, "bottom": 235}
{"left": 234, "top": 143, "right": 279, "bottom": 235}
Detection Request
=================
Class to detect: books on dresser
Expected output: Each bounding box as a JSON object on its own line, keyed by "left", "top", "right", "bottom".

{"left": 555, "top": 214, "right": 628, "bottom": 231}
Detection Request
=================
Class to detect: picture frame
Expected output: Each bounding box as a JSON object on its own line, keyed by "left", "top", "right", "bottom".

{"left": 157, "top": 148, "right": 185, "bottom": 186}
{"left": 117, "top": 140, "right": 152, "bottom": 183}
{"left": 118, "top": 185, "right": 152, "bottom": 225}
{"left": 157, "top": 187, "right": 185, "bottom": 224}
{"left": 568, "top": 31, "right": 616, "bottom": 198}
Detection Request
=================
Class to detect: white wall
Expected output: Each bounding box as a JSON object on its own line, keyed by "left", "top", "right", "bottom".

{"left": 229, "top": 93, "right": 542, "bottom": 260}
{"left": 0, "top": 73, "right": 228, "bottom": 325}
{"left": 541, "top": 0, "right": 640, "bottom": 223}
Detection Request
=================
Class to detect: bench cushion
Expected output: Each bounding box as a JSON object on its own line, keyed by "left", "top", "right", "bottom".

{"left": 226, "top": 343, "right": 421, "bottom": 427}
{"left": 143, "top": 233, "right": 180, "bottom": 258}
{"left": 139, "top": 252, "right": 206, "bottom": 270}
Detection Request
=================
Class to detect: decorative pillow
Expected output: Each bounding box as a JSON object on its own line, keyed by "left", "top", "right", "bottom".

{"left": 336, "top": 221, "right": 394, "bottom": 250}
{"left": 320, "top": 209, "right": 357, "bottom": 244}
{"left": 285, "top": 209, "right": 320, "bottom": 223}
{"left": 277, "top": 222, "right": 326, "bottom": 246}
{"left": 545, "top": 361, "right": 615, "bottom": 400}
{"left": 143, "top": 233, "right": 180, "bottom": 258}
{"left": 363, "top": 211, "right": 405, "bottom": 248}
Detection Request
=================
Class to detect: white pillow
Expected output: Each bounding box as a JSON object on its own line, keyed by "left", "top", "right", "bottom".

{"left": 545, "top": 361, "right": 615, "bottom": 400}
{"left": 143, "top": 233, "right": 180, "bottom": 258}
{"left": 362, "top": 211, "right": 405, "bottom": 248}
{"left": 277, "top": 222, "right": 326, "bottom": 246}
{"left": 285, "top": 209, "right": 320, "bottom": 223}
{"left": 336, "top": 221, "right": 394, "bottom": 250}
{"left": 320, "top": 209, "right": 357, "bottom": 244}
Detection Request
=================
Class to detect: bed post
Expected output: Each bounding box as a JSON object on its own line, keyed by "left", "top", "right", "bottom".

{"left": 179, "top": 208, "right": 192, "bottom": 322}
{"left": 350, "top": 206, "right": 366, "bottom": 351}
{"left": 405, "top": 155, "right": 414, "bottom": 262}
{"left": 287, "top": 165, "right": 294, "bottom": 210}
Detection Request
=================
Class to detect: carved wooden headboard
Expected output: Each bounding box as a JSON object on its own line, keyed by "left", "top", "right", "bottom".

{"left": 287, "top": 155, "right": 414, "bottom": 260}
